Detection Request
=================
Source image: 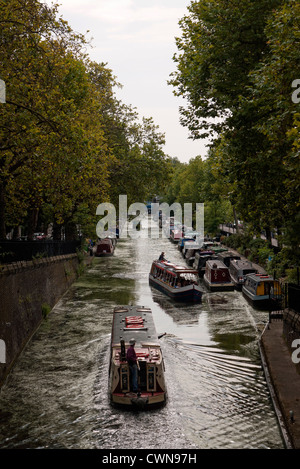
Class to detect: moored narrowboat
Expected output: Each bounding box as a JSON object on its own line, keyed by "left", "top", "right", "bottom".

{"left": 182, "top": 240, "right": 201, "bottom": 260}
{"left": 149, "top": 260, "right": 203, "bottom": 302}
{"left": 178, "top": 233, "right": 199, "bottom": 252}
{"left": 109, "top": 305, "right": 167, "bottom": 409}
{"left": 193, "top": 250, "right": 218, "bottom": 277}
{"left": 170, "top": 228, "right": 183, "bottom": 243}
{"left": 217, "top": 250, "right": 241, "bottom": 267}
{"left": 229, "top": 259, "right": 257, "bottom": 290}
{"left": 93, "top": 237, "right": 115, "bottom": 256}
{"left": 242, "top": 273, "right": 282, "bottom": 309}
{"left": 203, "top": 260, "right": 235, "bottom": 291}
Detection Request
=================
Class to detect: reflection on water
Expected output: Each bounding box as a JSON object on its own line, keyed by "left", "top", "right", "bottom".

{"left": 0, "top": 217, "right": 284, "bottom": 449}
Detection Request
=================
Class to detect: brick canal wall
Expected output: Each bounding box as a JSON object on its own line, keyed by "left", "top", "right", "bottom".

{"left": 0, "top": 254, "right": 80, "bottom": 387}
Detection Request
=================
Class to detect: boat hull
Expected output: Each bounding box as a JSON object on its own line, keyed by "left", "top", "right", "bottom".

{"left": 231, "top": 280, "right": 244, "bottom": 291}
{"left": 149, "top": 275, "right": 202, "bottom": 302}
{"left": 203, "top": 274, "right": 235, "bottom": 292}
{"left": 94, "top": 251, "right": 114, "bottom": 257}
{"left": 242, "top": 288, "right": 282, "bottom": 310}
{"left": 111, "top": 391, "right": 167, "bottom": 409}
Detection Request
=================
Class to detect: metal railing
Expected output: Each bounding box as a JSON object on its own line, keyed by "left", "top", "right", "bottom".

{"left": 0, "top": 240, "right": 82, "bottom": 264}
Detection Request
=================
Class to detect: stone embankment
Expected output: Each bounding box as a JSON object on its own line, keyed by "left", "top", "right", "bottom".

{"left": 0, "top": 253, "right": 87, "bottom": 387}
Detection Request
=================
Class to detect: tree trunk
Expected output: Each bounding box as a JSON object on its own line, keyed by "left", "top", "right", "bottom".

{"left": 65, "top": 220, "right": 77, "bottom": 241}
{"left": 233, "top": 206, "right": 239, "bottom": 234}
{"left": 27, "top": 208, "right": 39, "bottom": 240}
{"left": 52, "top": 221, "right": 62, "bottom": 240}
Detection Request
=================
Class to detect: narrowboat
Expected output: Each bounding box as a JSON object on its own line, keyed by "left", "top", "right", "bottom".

{"left": 203, "top": 260, "right": 235, "bottom": 291}
{"left": 93, "top": 237, "right": 115, "bottom": 257}
{"left": 193, "top": 250, "right": 218, "bottom": 277}
{"left": 183, "top": 242, "right": 202, "bottom": 267}
{"left": 149, "top": 260, "right": 203, "bottom": 302}
{"left": 109, "top": 305, "right": 167, "bottom": 409}
{"left": 242, "top": 273, "right": 282, "bottom": 309}
{"left": 170, "top": 228, "right": 183, "bottom": 243}
{"left": 217, "top": 250, "right": 241, "bottom": 267}
{"left": 229, "top": 259, "right": 257, "bottom": 290}
{"left": 182, "top": 240, "right": 200, "bottom": 257}
{"left": 177, "top": 232, "right": 199, "bottom": 252}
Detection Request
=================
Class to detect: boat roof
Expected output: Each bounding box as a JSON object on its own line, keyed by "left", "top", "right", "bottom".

{"left": 153, "top": 260, "right": 198, "bottom": 275}
{"left": 111, "top": 305, "right": 160, "bottom": 347}
{"left": 246, "top": 273, "right": 274, "bottom": 282}
{"left": 230, "top": 259, "right": 255, "bottom": 269}
{"left": 184, "top": 241, "right": 201, "bottom": 249}
{"left": 98, "top": 238, "right": 113, "bottom": 244}
{"left": 206, "top": 260, "right": 228, "bottom": 269}
{"left": 217, "top": 250, "right": 240, "bottom": 259}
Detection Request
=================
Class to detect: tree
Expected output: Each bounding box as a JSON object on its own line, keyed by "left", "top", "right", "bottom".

{"left": 0, "top": 0, "right": 107, "bottom": 238}
{"left": 169, "top": 0, "right": 283, "bottom": 139}
{"left": 169, "top": 0, "right": 300, "bottom": 249}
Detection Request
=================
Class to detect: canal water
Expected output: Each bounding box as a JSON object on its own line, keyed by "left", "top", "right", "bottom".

{"left": 0, "top": 217, "right": 284, "bottom": 449}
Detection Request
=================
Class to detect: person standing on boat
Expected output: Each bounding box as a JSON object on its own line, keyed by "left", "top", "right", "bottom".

{"left": 159, "top": 252, "right": 166, "bottom": 261}
{"left": 127, "top": 338, "right": 139, "bottom": 393}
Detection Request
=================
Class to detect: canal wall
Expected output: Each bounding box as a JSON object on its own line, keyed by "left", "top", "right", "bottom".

{"left": 283, "top": 309, "right": 300, "bottom": 375}
{"left": 0, "top": 253, "right": 81, "bottom": 387}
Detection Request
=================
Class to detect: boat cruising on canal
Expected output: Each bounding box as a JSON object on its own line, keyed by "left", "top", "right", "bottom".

{"left": 242, "top": 273, "right": 282, "bottom": 309}
{"left": 109, "top": 305, "right": 167, "bottom": 409}
{"left": 229, "top": 259, "right": 257, "bottom": 290}
{"left": 93, "top": 237, "right": 115, "bottom": 257}
{"left": 203, "top": 260, "right": 235, "bottom": 291}
{"left": 149, "top": 259, "right": 203, "bottom": 302}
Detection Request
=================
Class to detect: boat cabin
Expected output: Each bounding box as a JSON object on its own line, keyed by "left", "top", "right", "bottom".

{"left": 229, "top": 259, "right": 257, "bottom": 289}
{"left": 217, "top": 251, "right": 241, "bottom": 267}
{"left": 242, "top": 273, "right": 282, "bottom": 309}
{"left": 203, "top": 260, "right": 235, "bottom": 291}
{"left": 193, "top": 251, "right": 218, "bottom": 277}
{"left": 178, "top": 234, "right": 199, "bottom": 252}
{"left": 170, "top": 228, "right": 183, "bottom": 243}
{"left": 93, "top": 237, "right": 115, "bottom": 256}
{"left": 149, "top": 260, "right": 203, "bottom": 302}
{"left": 150, "top": 260, "right": 199, "bottom": 288}
{"left": 182, "top": 241, "right": 201, "bottom": 265}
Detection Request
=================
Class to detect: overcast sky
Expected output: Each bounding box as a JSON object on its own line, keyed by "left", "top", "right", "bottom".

{"left": 46, "top": 0, "right": 211, "bottom": 163}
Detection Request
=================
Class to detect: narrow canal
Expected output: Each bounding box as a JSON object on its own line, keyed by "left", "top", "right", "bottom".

{"left": 0, "top": 217, "right": 284, "bottom": 449}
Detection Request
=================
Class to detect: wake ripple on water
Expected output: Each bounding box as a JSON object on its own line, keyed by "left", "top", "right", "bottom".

{"left": 162, "top": 337, "right": 282, "bottom": 449}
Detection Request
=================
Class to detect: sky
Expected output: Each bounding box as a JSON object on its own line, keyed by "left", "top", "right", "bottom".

{"left": 46, "top": 0, "right": 211, "bottom": 163}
